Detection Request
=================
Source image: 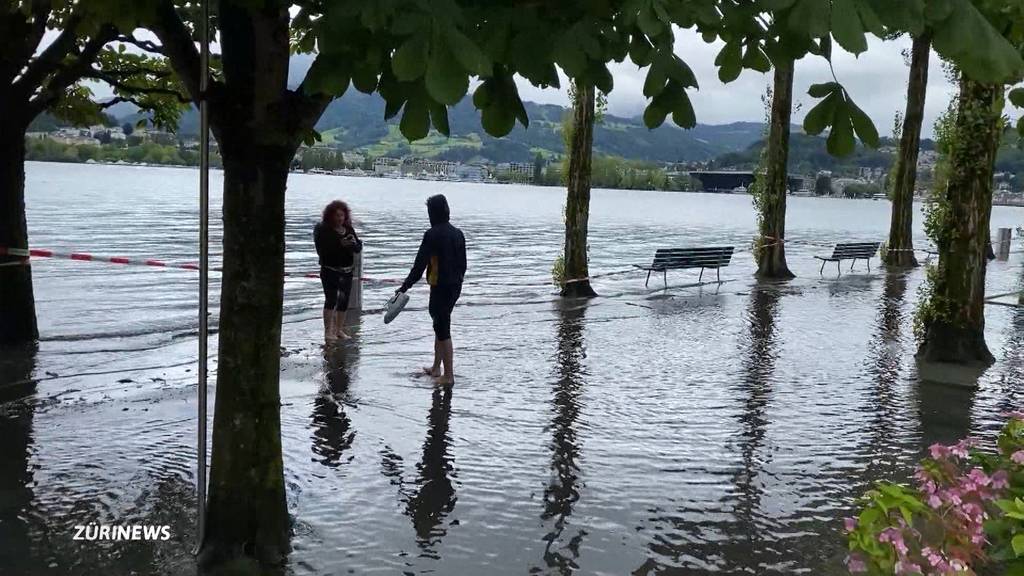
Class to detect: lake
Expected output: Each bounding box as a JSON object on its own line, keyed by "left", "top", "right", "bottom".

{"left": 2, "top": 161, "right": 1024, "bottom": 575}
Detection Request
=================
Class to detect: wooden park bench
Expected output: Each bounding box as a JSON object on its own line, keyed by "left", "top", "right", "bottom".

{"left": 814, "top": 242, "right": 880, "bottom": 274}
{"left": 637, "top": 246, "right": 735, "bottom": 287}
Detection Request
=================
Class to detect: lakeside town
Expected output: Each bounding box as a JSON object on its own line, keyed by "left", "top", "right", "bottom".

{"left": 25, "top": 121, "right": 1024, "bottom": 207}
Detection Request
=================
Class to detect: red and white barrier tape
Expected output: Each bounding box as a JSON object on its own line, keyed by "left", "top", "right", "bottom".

{"left": 1, "top": 246, "right": 200, "bottom": 271}
{"left": 0, "top": 246, "right": 403, "bottom": 284}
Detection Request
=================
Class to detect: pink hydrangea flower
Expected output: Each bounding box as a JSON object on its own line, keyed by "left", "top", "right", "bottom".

{"left": 968, "top": 468, "right": 990, "bottom": 487}
{"left": 1001, "top": 410, "right": 1024, "bottom": 421}
{"left": 847, "top": 554, "right": 867, "bottom": 573}
{"left": 1012, "top": 450, "right": 1024, "bottom": 464}
{"left": 844, "top": 517, "right": 857, "bottom": 533}
{"left": 929, "top": 443, "right": 950, "bottom": 459}
{"left": 993, "top": 470, "right": 1010, "bottom": 490}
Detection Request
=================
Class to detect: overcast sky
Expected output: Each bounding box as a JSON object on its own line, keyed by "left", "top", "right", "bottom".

{"left": 515, "top": 29, "right": 958, "bottom": 138}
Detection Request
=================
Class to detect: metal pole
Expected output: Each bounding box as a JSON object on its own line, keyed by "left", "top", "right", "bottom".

{"left": 195, "top": 0, "right": 211, "bottom": 556}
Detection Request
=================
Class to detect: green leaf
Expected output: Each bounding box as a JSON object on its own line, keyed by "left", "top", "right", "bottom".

{"left": 429, "top": 102, "right": 450, "bottom": 137}
{"left": 827, "top": 98, "right": 855, "bottom": 157}
{"left": 759, "top": 0, "right": 796, "bottom": 8}
{"left": 742, "top": 45, "right": 771, "bottom": 73}
{"left": 1013, "top": 534, "right": 1024, "bottom": 557}
{"left": 447, "top": 28, "right": 491, "bottom": 76}
{"left": 384, "top": 96, "right": 405, "bottom": 120}
{"left": 399, "top": 98, "right": 430, "bottom": 141}
{"left": 831, "top": 0, "right": 867, "bottom": 55}
{"left": 472, "top": 82, "right": 493, "bottom": 109}
{"left": 931, "top": 0, "right": 1023, "bottom": 84}
{"left": 643, "top": 101, "right": 669, "bottom": 129}
{"left": 848, "top": 99, "right": 879, "bottom": 147}
{"left": 803, "top": 91, "right": 839, "bottom": 135}
{"left": 590, "top": 64, "right": 614, "bottom": 93}
{"left": 665, "top": 54, "right": 698, "bottom": 88}
{"left": 715, "top": 41, "right": 742, "bottom": 83}
{"left": 1010, "top": 88, "right": 1024, "bottom": 109}
{"left": 788, "top": 0, "right": 830, "bottom": 37}
{"left": 554, "top": 33, "right": 589, "bottom": 78}
{"left": 481, "top": 105, "right": 515, "bottom": 137}
{"left": 629, "top": 31, "right": 655, "bottom": 67}
{"left": 637, "top": 5, "right": 665, "bottom": 38}
{"left": 643, "top": 60, "right": 667, "bottom": 98}
{"left": 807, "top": 82, "right": 839, "bottom": 98}
{"left": 425, "top": 42, "right": 469, "bottom": 105}
{"left": 671, "top": 90, "right": 696, "bottom": 129}
{"left": 855, "top": 0, "right": 885, "bottom": 35}
{"left": 392, "top": 34, "right": 429, "bottom": 81}
{"left": 925, "top": 0, "right": 954, "bottom": 23}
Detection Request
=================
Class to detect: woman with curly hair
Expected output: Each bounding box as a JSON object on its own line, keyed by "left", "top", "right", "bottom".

{"left": 314, "top": 200, "right": 362, "bottom": 343}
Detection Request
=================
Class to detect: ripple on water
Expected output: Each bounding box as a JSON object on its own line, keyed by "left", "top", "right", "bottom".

{"left": 4, "top": 163, "right": 1024, "bottom": 574}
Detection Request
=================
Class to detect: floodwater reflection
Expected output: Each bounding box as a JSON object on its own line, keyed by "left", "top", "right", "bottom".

{"left": 0, "top": 344, "right": 37, "bottom": 571}
{"left": 536, "top": 302, "right": 589, "bottom": 574}
{"left": 405, "top": 383, "right": 457, "bottom": 554}
{"left": 311, "top": 345, "right": 359, "bottom": 469}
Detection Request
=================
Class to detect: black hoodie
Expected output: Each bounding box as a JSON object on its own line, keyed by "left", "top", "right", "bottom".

{"left": 401, "top": 195, "right": 467, "bottom": 291}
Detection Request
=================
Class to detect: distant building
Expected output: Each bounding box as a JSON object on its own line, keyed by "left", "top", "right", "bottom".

{"left": 494, "top": 162, "right": 532, "bottom": 179}
{"left": 373, "top": 157, "right": 402, "bottom": 175}
{"left": 342, "top": 152, "right": 365, "bottom": 165}
{"left": 455, "top": 164, "right": 488, "bottom": 181}
{"left": 689, "top": 170, "right": 803, "bottom": 193}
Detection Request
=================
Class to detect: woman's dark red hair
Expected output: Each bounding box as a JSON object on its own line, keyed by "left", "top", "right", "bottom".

{"left": 322, "top": 200, "right": 351, "bottom": 227}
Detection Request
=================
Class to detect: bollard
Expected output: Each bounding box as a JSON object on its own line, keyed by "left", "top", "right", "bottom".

{"left": 997, "top": 227, "right": 1012, "bottom": 261}
{"left": 344, "top": 251, "right": 363, "bottom": 326}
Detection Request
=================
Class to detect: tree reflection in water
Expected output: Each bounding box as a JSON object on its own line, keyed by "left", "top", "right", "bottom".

{"left": 0, "top": 343, "right": 37, "bottom": 571}
{"left": 536, "top": 302, "right": 589, "bottom": 574}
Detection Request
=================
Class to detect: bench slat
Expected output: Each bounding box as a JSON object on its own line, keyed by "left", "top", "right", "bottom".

{"left": 650, "top": 246, "right": 735, "bottom": 270}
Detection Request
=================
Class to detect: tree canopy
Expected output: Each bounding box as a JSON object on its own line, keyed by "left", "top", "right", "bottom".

{"left": 129, "top": 1, "right": 1024, "bottom": 158}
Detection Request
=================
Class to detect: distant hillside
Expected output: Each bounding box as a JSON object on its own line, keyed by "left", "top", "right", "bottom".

{"left": 709, "top": 133, "right": 922, "bottom": 176}
{"left": 311, "top": 92, "right": 766, "bottom": 163}
{"left": 106, "top": 91, "right": 766, "bottom": 164}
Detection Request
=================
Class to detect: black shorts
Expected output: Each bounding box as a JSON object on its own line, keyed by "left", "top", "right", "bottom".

{"left": 320, "top": 267, "right": 353, "bottom": 311}
{"left": 428, "top": 283, "right": 461, "bottom": 341}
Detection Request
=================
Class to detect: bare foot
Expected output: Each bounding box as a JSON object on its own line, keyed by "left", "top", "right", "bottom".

{"left": 336, "top": 330, "right": 352, "bottom": 341}
{"left": 423, "top": 366, "right": 441, "bottom": 377}
{"left": 437, "top": 374, "right": 454, "bottom": 385}
{"left": 325, "top": 332, "right": 338, "bottom": 345}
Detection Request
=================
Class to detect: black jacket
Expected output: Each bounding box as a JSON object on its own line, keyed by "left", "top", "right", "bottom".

{"left": 314, "top": 222, "right": 362, "bottom": 269}
{"left": 401, "top": 197, "right": 467, "bottom": 290}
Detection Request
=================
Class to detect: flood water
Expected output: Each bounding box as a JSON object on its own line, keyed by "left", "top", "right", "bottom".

{"left": 3, "top": 161, "right": 1024, "bottom": 575}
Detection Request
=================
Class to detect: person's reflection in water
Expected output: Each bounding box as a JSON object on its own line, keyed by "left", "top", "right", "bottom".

{"left": 311, "top": 344, "right": 359, "bottom": 468}
{"left": 0, "top": 344, "right": 38, "bottom": 571}
{"left": 406, "top": 383, "right": 456, "bottom": 555}
{"left": 537, "top": 302, "right": 588, "bottom": 574}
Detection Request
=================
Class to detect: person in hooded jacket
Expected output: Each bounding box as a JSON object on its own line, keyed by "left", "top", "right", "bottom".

{"left": 398, "top": 194, "right": 467, "bottom": 384}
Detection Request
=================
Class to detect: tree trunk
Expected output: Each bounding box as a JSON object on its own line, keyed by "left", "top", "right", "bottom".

{"left": 182, "top": 3, "right": 303, "bottom": 569}
{"left": 885, "top": 34, "right": 931, "bottom": 268}
{"left": 917, "top": 78, "right": 1001, "bottom": 366}
{"left": 756, "top": 64, "right": 795, "bottom": 279}
{"left": 0, "top": 123, "right": 38, "bottom": 345}
{"left": 201, "top": 142, "right": 293, "bottom": 568}
{"left": 561, "top": 84, "right": 598, "bottom": 298}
